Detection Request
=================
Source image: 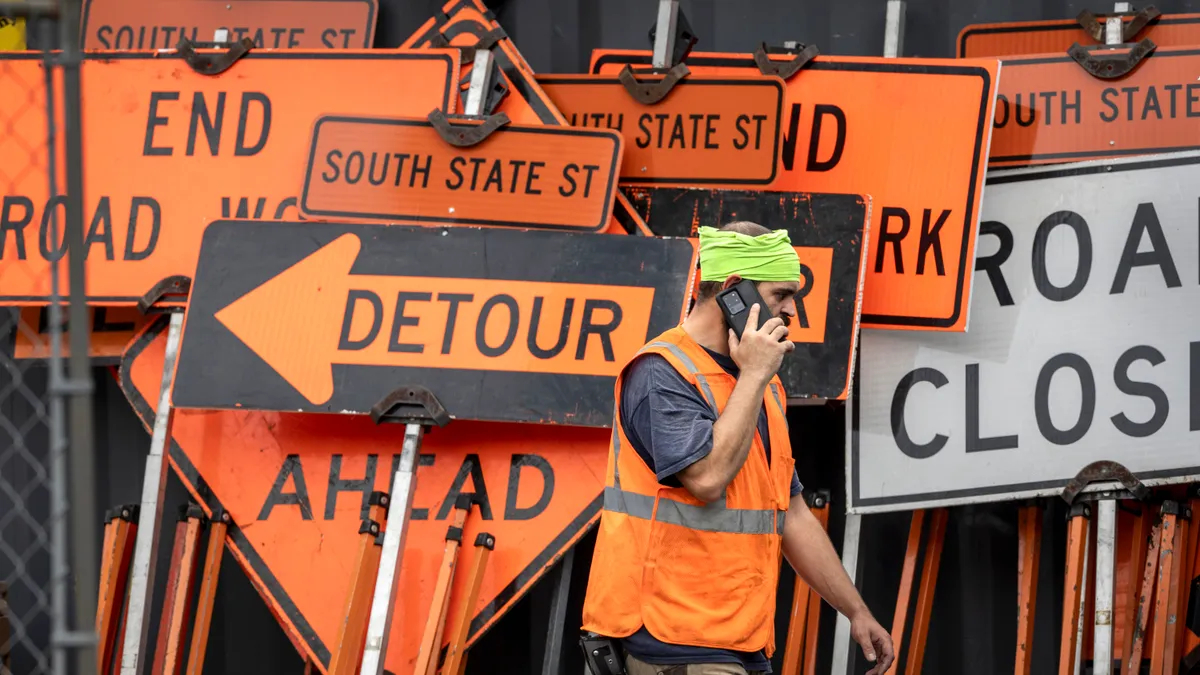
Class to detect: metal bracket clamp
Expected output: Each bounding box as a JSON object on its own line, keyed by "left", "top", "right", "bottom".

{"left": 617, "top": 62, "right": 690, "bottom": 105}
{"left": 804, "top": 488, "right": 831, "bottom": 509}
{"left": 137, "top": 275, "right": 192, "bottom": 314}
{"left": 175, "top": 36, "right": 255, "bottom": 76}
{"left": 1060, "top": 460, "right": 1150, "bottom": 504}
{"left": 370, "top": 385, "right": 451, "bottom": 427}
{"left": 426, "top": 108, "right": 510, "bottom": 148}
{"left": 1068, "top": 37, "right": 1156, "bottom": 79}
{"left": 1076, "top": 5, "right": 1162, "bottom": 42}
{"left": 753, "top": 42, "right": 820, "bottom": 81}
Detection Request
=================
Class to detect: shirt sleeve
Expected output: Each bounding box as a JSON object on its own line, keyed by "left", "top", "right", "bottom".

{"left": 621, "top": 354, "right": 718, "bottom": 487}
{"left": 790, "top": 470, "right": 804, "bottom": 498}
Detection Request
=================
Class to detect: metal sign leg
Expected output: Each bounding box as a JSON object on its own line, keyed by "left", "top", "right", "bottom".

{"left": 1094, "top": 500, "right": 1117, "bottom": 675}
{"left": 119, "top": 311, "right": 185, "bottom": 675}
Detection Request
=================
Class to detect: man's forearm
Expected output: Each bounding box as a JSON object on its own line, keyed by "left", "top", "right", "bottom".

{"left": 782, "top": 502, "right": 869, "bottom": 620}
{"left": 680, "top": 372, "right": 768, "bottom": 499}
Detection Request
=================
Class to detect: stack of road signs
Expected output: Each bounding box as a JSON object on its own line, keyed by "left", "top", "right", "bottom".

{"left": 36, "top": 0, "right": 1200, "bottom": 672}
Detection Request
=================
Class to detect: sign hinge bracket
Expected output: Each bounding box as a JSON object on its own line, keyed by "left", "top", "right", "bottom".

{"left": 370, "top": 385, "right": 451, "bottom": 428}
{"left": 1061, "top": 460, "right": 1150, "bottom": 505}
{"left": 616, "top": 0, "right": 696, "bottom": 104}
{"left": 137, "top": 275, "right": 191, "bottom": 314}
{"left": 426, "top": 108, "right": 510, "bottom": 147}
{"left": 754, "top": 41, "right": 820, "bottom": 81}
{"left": 174, "top": 36, "right": 255, "bottom": 76}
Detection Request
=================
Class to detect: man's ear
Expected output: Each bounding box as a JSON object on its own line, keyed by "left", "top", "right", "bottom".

{"left": 721, "top": 274, "right": 742, "bottom": 291}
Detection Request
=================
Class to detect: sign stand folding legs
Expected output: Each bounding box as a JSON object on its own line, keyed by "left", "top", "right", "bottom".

{"left": 329, "top": 492, "right": 391, "bottom": 675}
{"left": 780, "top": 491, "right": 830, "bottom": 675}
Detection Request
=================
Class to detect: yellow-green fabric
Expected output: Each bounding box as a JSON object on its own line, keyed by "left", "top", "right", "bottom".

{"left": 697, "top": 226, "right": 800, "bottom": 282}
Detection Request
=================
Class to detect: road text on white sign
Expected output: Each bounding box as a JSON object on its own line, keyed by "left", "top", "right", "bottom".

{"left": 852, "top": 152, "right": 1200, "bottom": 514}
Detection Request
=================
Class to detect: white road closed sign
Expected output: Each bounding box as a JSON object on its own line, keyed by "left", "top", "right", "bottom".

{"left": 852, "top": 152, "right": 1200, "bottom": 514}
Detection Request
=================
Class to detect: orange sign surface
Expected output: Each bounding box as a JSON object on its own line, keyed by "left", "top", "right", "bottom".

{"left": 81, "top": 0, "right": 378, "bottom": 49}
{"left": 120, "top": 316, "right": 609, "bottom": 675}
{"left": 401, "top": 0, "right": 656, "bottom": 236}
{"left": 536, "top": 75, "right": 785, "bottom": 186}
{"left": 959, "top": 14, "right": 1200, "bottom": 58}
{"left": 0, "top": 50, "right": 457, "bottom": 307}
{"left": 592, "top": 50, "right": 999, "bottom": 332}
{"left": 8, "top": 307, "right": 149, "bottom": 363}
{"left": 299, "top": 116, "right": 623, "bottom": 232}
{"left": 988, "top": 47, "right": 1200, "bottom": 168}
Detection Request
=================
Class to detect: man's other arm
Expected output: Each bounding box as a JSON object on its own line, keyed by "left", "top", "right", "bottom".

{"left": 781, "top": 500, "right": 894, "bottom": 675}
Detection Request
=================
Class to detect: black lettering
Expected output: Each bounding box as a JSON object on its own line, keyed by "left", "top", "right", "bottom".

{"left": 1110, "top": 202, "right": 1182, "bottom": 294}
{"left": 437, "top": 292, "right": 473, "bottom": 354}
{"left": 559, "top": 164, "right": 579, "bottom": 197}
{"left": 388, "top": 291, "right": 430, "bottom": 353}
{"left": 476, "top": 294, "right": 519, "bottom": 357}
{"left": 220, "top": 196, "right": 266, "bottom": 219}
{"left": 93, "top": 307, "right": 135, "bottom": 332}
{"left": 411, "top": 154, "right": 431, "bottom": 188}
{"left": 576, "top": 299, "right": 622, "bottom": 361}
{"left": 793, "top": 264, "right": 814, "bottom": 329}
{"left": 528, "top": 297, "right": 574, "bottom": 358}
{"left": 468, "top": 157, "right": 487, "bottom": 190}
{"left": 1143, "top": 86, "right": 1162, "bottom": 120}
{"left": 257, "top": 455, "right": 314, "bottom": 521}
{"left": 234, "top": 92, "right": 271, "bottom": 156}
{"left": 504, "top": 454, "right": 554, "bottom": 521}
{"left": 96, "top": 25, "right": 112, "bottom": 48}
{"left": 325, "top": 454, "right": 377, "bottom": 520}
{"left": 1189, "top": 83, "right": 1200, "bottom": 118}
{"left": 0, "top": 196, "right": 33, "bottom": 260}
{"left": 321, "top": 27, "right": 337, "bottom": 48}
{"left": 965, "top": 364, "right": 1018, "bottom": 452}
{"left": 446, "top": 156, "right": 465, "bottom": 190}
{"left": 1165, "top": 84, "right": 1183, "bottom": 118}
{"left": 368, "top": 152, "right": 389, "bottom": 186}
{"left": 891, "top": 368, "right": 949, "bottom": 459}
{"left": 38, "top": 195, "right": 67, "bottom": 262}
{"left": 288, "top": 28, "right": 303, "bottom": 47}
{"left": 1031, "top": 211, "right": 1091, "bottom": 302}
{"left": 437, "top": 454, "right": 493, "bottom": 520}
{"left": 483, "top": 160, "right": 504, "bottom": 192}
{"left": 337, "top": 290, "right": 382, "bottom": 350}
{"left": 525, "top": 161, "right": 544, "bottom": 195}
{"left": 1039, "top": 91, "right": 1057, "bottom": 125}
{"left": 1062, "top": 90, "right": 1081, "bottom": 124}
{"left": 733, "top": 114, "right": 751, "bottom": 149}
{"left": 636, "top": 113, "right": 652, "bottom": 149}
{"left": 975, "top": 221, "right": 1014, "bottom": 306}
{"left": 85, "top": 198, "right": 114, "bottom": 260}
{"left": 322, "top": 149, "right": 342, "bottom": 182}
{"left": 806, "top": 104, "right": 846, "bottom": 172}
{"left": 704, "top": 114, "right": 719, "bottom": 149}
{"left": 1122, "top": 86, "right": 1139, "bottom": 121}
{"left": 124, "top": 197, "right": 160, "bottom": 261}
{"left": 1034, "top": 353, "right": 1095, "bottom": 445}
{"left": 115, "top": 25, "right": 133, "bottom": 49}
{"left": 273, "top": 197, "right": 298, "bottom": 219}
{"left": 781, "top": 103, "right": 800, "bottom": 171}
{"left": 1099, "top": 87, "right": 1119, "bottom": 123}
{"left": 1112, "top": 346, "right": 1168, "bottom": 438}
{"left": 339, "top": 28, "right": 355, "bottom": 47}
{"left": 993, "top": 94, "right": 1009, "bottom": 128}
{"left": 581, "top": 165, "right": 599, "bottom": 199}
{"left": 916, "top": 209, "right": 950, "bottom": 276}
{"left": 345, "top": 151, "right": 365, "bottom": 184}
{"left": 144, "top": 91, "right": 179, "bottom": 156}
{"left": 1016, "top": 93, "right": 1036, "bottom": 127}
{"left": 186, "top": 91, "right": 225, "bottom": 156}
{"left": 874, "top": 207, "right": 910, "bottom": 274}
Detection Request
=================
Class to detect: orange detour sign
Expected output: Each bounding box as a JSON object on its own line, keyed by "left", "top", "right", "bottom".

{"left": 590, "top": 49, "right": 999, "bottom": 333}
{"left": 988, "top": 47, "right": 1200, "bottom": 168}
{"left": 120, "top": 316, "right": 610, "bottom": 673}
{"left": 622, "top": 187, "right": 869, "bottom": 400}
{"left": 0, "top": 50, "right": 458, "bottom": 307}
{"left": 401, "top": 0, "right": 657, "bottom": 237}
{"left": 536, "top": 75, "right": 785, "bottom": 186}
{"left": 958, "top": 13, "right": 1200, "bottom": 58}
{"left": 8, "top": 307, "right": 149, "bottom": 364}
{"left": 299, "top": 115, "right": 622, "bottom": 232}
{"left": 170, "top": 221, "right": 698, "bottom": 426}
{"left": 80, "top": 0, "right": 378, "bottom": 50}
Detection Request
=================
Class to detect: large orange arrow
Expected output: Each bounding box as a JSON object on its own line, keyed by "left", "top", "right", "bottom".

{"left": 213, "top": 233, "right": 658, "bottom": 405}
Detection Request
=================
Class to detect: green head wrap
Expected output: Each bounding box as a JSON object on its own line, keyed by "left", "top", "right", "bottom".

{"left": 697, "top": 225, "right": 801, "bottom": 283}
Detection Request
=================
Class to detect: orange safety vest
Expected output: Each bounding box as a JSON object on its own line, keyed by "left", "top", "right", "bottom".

{"left": 581, "top": 325, "right": 794, "bottom": 657}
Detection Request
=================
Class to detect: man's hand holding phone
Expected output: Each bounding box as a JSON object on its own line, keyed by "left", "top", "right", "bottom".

{"left": 728, "top": 303, "right": 795, "bottom": 380}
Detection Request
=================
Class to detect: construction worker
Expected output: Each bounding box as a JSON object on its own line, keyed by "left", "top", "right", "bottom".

{"left": 581, "top": 221, "right": 893, "bottom": 675}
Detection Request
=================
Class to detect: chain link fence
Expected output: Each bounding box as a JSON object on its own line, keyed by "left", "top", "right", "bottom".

{"left": 1, "top": 8, "right": 93, "bottom": 675}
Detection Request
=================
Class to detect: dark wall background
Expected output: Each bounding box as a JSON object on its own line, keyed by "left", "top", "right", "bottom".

{"left": 6, "top": 1, "right": 1200, "bottom": 674}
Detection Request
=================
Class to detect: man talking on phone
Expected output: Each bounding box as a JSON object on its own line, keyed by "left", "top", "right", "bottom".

{"left": 580, "top": 221, "right": 892, "bottom": 675}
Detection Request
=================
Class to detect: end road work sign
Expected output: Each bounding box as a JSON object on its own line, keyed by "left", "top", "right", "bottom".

{"left": 852, "top": 151, "right": 1200, "bottom": 514}
{"left": 171, "top": 221, "right": 698, "bottom": 426}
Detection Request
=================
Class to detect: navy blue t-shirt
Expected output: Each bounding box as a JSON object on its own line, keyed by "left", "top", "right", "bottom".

{"left": 616, "top": 345, "right": 803, "bottom": 673}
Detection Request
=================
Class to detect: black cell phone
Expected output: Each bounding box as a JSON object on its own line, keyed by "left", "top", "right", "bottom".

{"left": 717, "top": 278, "right": 775, "bottom": 337}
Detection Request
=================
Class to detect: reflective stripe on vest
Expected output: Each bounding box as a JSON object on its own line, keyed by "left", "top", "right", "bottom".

{"left": 604, "top": 486, "right": 786, "bottom": 535}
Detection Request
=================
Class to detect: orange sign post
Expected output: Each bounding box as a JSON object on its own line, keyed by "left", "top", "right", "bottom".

{"left": 590, "top": 49, "right": 1000, "bottom": 333}
{"left": 80, "top": 0, "right": 379, "bottom": 49}
{"left": 120, "top": 316, "right": 611, "bottom": 674}
{"left": 299, "top": 115, "right": 623, "bottom": 232}
{"left": 987, "top": 47, "right": 1200, "bottom": 168}
{"left": 170, "top": 220, "right": 698, "bottom": 426}
{"left": 959, "top": 11, "right": 1200, "bottom": 59}
{"left": 536, "top": 75, "right": 785, "bottom": 186}
{"left": 0, "top": 50, "right": 458, "bottom": 307}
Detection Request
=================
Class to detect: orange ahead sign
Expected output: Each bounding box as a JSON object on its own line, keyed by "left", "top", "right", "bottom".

{"left": 536, "top": 75, "right": 785, "bottom": 186}
{"left": 0, "top": 50, "right": 457, "bottom": 306}
{"left": 121, "top": 317, "right": 610, "bottom": 674}
{"left": 299, "top": 116, "right": 622, "bottom": 232}
{"left": 959, "top": 13, "right": 1200, "bottom": 58}
{"left": 988, "top": 47, "right": 1200, "bottom": 168}
{"left": 8, "top": 307, "right": 149, "bottom": 364}
{"left": 592, "top": 50, "right": 999, "bottom": 332}
{"left": 81, "top": 0, "right": 378, "bottom": 49}
{"left": 171, "top": 221, "right": 698, "bottom": 426}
